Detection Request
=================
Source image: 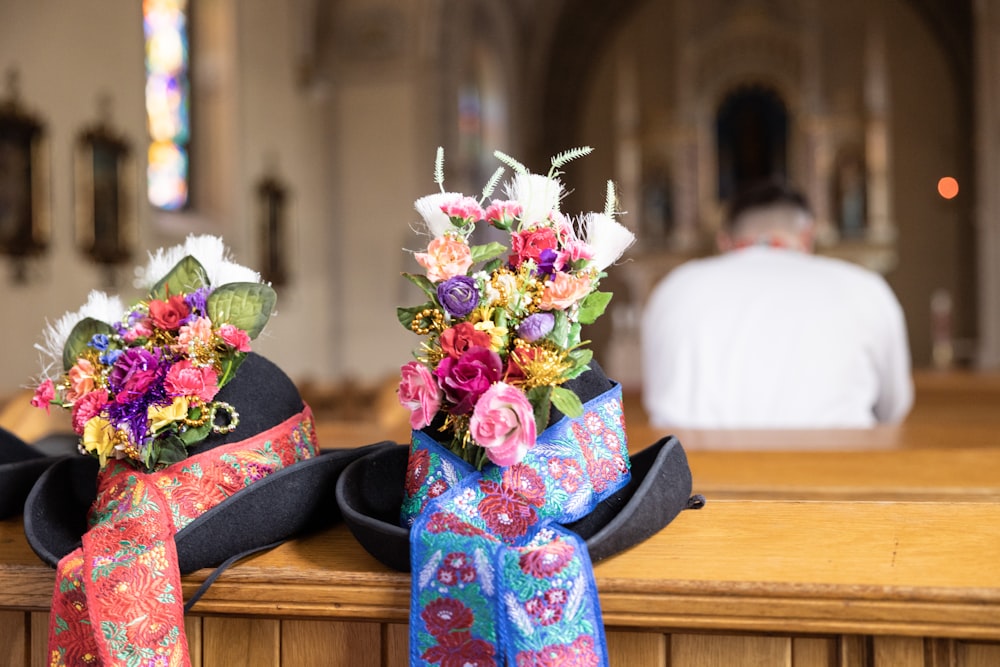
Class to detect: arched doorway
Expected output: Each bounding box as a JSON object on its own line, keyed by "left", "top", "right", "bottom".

{"left": 715, "top": 85, "right": 788, "bottom": 202}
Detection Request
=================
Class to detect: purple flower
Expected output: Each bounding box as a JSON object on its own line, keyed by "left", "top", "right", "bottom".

{"left": 434, "top": 346, "right": 502, "bottom": 415}
{"left": 109, "top": 348, "right": 164, "bottom": 405}
{"left": 184, "top": 286, "right": 212, "bottom": 318}
{"left": 437, "top": 275, "right": 479, "bottom": 318}
{"left": 517, "top": 313, "right": 555, "bottom": 342}
{"left": 537, "top": 248, "right": 559, "bottom": 278}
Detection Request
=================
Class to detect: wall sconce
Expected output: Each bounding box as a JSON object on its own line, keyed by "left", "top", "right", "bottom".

{"left": 256, "top": 173, "right": 289, "bottom": 287}
{"left": 0, "top": 69, "right": 50, "bottom": 284}
{"left": 74, "top": 96, "right": 136, "bottom": 287}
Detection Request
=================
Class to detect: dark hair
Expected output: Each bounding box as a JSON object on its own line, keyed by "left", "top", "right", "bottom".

{"left": 725, "top": 180, "right": 812, "bottom": 231}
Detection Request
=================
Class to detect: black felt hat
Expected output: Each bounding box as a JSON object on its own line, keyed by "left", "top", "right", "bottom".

{"left": 24, "top": 352, "right": 387, "bottom": 574}
{"left": 335, "top": 362, "right": 700, "bottom": 572}
{"left": 0, "top": 427, "right": 78, "bottom": 521}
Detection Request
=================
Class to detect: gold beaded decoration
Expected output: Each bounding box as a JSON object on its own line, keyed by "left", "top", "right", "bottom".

{"left": 410, "top": 308, "right": 444, "bottom": 335}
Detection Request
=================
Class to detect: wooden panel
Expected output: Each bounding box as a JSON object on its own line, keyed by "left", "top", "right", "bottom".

{"left": 672, "top": 633, "right": 790, "bottom": 667}
{"left": 606, "top": 630, "right": 666, "bottom": 667}
{"left": 30, "top": 612, "right": 47, "bottom": 667}
{"left": 838, "top": 636, "right": 869, "bottom": 667}
{"left": 0, "top": 610, "right": 27, "bottom": 667}
{"left": 958, "top": 642, "right": 1000, "bottom": 667}
{"left": 384, "top": 623, "right": 408, "bottom": 667}
{"left": 185, "top": 616, "right": 202, "bottom": 667}
{"left": 791, "top": 637, "right": 836, "bottom": 667}
{"left": 202, "top": 617, "right": 279, "bottom": 667}
{"left": 281, "top": 620, "right": 381, "bottom": 667}
{"left": 873, "top": 636, "right": 924, "bottom": 666}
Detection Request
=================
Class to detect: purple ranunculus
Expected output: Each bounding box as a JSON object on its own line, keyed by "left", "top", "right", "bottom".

{"left": 437, "top": 275, "right": 480, "bottom": 318}
{"left": 184, "top": 286, "right": 212, "bottom": 319}
{"left": 433, "top": 345, "right": 503, "bottom": 415}
{"left": 109, "top": 348, "right": 164, "bottom": 405}
{"left": 517, "top": 313, "right": 555, "bottom": 342}
{"left": 536, "top": 248, "right": 559, "bottom": 278}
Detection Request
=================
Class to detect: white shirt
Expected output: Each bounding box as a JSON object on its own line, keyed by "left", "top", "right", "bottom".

{"left": 640, "top": 247, "right": 914, "bottom": 429}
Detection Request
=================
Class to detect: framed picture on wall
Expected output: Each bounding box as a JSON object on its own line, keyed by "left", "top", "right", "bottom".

{"left": 75, "top": 124, "right": 136, "bottom": 268}
{"left": 0, "top": 100, "right": 49, "bottom": 264}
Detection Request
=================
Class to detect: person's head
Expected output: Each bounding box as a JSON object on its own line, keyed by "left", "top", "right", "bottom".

{"left": 718, "top": 180, "right": 815, "bottom": 253}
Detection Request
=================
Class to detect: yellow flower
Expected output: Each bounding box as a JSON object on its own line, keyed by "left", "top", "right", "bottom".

{"left": 148, "top": 396, "right": 189, "bottom": 432}
{"left": 82, "top": 416, "right": 117, "bottom": 467}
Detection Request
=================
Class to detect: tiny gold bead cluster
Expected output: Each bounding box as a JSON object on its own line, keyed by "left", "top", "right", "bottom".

{"left": 411, "top": 308, "right": 444, "bottom": 335}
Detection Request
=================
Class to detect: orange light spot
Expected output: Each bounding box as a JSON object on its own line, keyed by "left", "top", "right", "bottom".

{"left": 938, "top": 177, "right": 959, "bottom": 199}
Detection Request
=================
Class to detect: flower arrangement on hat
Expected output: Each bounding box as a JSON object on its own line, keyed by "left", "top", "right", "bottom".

{"left": 30, "top": 235, "right": 276, "bottom": 472}
{"left": 397, "top": 147, "right": 635, "bottom": 470}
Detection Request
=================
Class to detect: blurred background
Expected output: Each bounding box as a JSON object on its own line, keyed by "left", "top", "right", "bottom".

{"left": 0, "top": 0, "right": 992, "bottom": 432}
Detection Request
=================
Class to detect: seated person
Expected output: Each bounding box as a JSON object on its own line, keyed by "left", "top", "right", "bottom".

{"left": 640, "top": 180, "right": 913, "bottom": 429}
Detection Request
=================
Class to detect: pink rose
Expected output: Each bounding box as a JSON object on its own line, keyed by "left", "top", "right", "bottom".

{"left": 398, "top": 361, "right": 442, "bottom": 430}
{"left": 217, "top": 324, "right": 252, "bottom": 352}
{"left": 65, "top": 358, "right": 98, "bottom": 403}
{"left": 558, "top": 239, "right": 594, "bottom": 268}
{"left": 435, "top": 347, "right": 503, "bottom": 415}
{"left": 165, "top": 360, "right": 219, "bottom": 402}
{"left": 123, "top": 318, "right": 153, "bottom": 343}
{"left": 469, "top": 382, "right": 536, "bottom": 466}
{"left": 414, "top": 236, "right": 473, "bottom": 283}
{"left": 539, "top": 272, "right": 593, "bottom": 311}
{"left": 71, "top": 389, "right": 110, "bottom": 435}
{"left": 31, "top": 379, "right": 56, "bottom": 414}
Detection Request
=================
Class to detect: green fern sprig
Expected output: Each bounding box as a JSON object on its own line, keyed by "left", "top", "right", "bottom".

{"left": 480, "top": 166, "right": 505, "bottom": 203}
{"left": 434, "top": 146, "right": 445, "bottom": 192}
{"left": 493, "top": 150, "right": 528, "bottom": 175}
{"left": 549, "top": 146, "right": 594, "bottom": 177}
{"left": 604, "top": 180, "right": 617, "bottom": 217}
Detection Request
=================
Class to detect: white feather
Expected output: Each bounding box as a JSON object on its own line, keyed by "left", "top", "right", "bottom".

{"left": 582, "top": 213, "right": 635, "bottom": 271}
{"left": 474, "top": 548, "right": 494, "bottom": 596}
{"left": 135, "top": 234, "right": 261, "bottom": 291}
{"left": 415, "top": 192, "right": 462, "bottom": 238}
{"left": 506, "top": 174, "right": 563, "bottom": 227}
{"left": 505, "top": 592, "right": 535, "bottom": 637}
{"left": 564, "top": 573, "right": 586, "bottom": 620}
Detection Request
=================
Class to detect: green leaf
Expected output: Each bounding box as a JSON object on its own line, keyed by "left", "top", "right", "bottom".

{"left": 577, "top": 291, "right": 612, "bottom": 325}
{"left": 527, "top": 385, "right": 553, "bottom": 432}
{"left": 470, "top": 242, "right": 507, "bottom": 264}
{"left": 206, "top": 283, "right": 276, "bottom": 339}
{"left": 397, "top": 302, "right": 434, "bottom": 330}
{"left": 153, "top": 435, "right": 189, "bottom": 468}
{"left": 565, "top": 349, "right": 593, "bottom": 379}
{"left": 546, "top": 309, "right": 570, "bottom": 348}
{"left": 551, "top": 386, "right": 584, "bottom": 418}
{"left": 403, "top": 272, "right": 438, "bottom": 300}
{"left": 150, "top": 256, "right": 209, "bottom": 300}
{"left": 177, "top": 420, "right": 212, "bottom": 446}
{"left": 482, "top": 258, "right": 503, "bottom": 275}
{"left": 62, "top": 318, "right": 116, "bottom": 371}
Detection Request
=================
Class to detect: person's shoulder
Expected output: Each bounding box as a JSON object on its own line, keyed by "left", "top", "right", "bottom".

{"left": 807, "top": 253, "right": 900, "bottom": 298}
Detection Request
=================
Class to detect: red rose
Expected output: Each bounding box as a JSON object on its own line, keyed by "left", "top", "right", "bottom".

{"left": 477, "top": 479, "right": 536, "bottom": 540}
{"left": 439, "top": 322, "right": 492, "bottom": 359}
{"left": 148, "top": 294, "right": 190, "bottom": 331}
{"left": 510, "top": 227, "right": 558, "bottom": 269}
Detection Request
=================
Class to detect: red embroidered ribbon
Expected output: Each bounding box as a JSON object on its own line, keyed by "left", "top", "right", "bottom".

{"left": 48, "top": 407, "right": 316, "bottom": 667}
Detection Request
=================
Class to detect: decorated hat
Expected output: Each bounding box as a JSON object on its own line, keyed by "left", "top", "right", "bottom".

{"left": 0, "top": 427, "right": 77, "bottom": 520}
{"left": 336, "top": 148, "right": 701, "bottom": 667}
{"left": 20, "top": 235, "right": 380, "bottom": 667}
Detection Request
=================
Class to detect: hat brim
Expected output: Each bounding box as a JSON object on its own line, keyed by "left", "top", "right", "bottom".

{"left": 24, "top": 441, "right": 399, "bottom": 572}
{"left": 0, "top": 428, "right": 79, "bottom": 521}
{"left": 334, "top": 435, "right": 695, "bottom": 572}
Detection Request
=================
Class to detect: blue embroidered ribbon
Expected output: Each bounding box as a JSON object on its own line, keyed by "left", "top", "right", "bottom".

{"left": 403, "top": 385, "right": 629, "bottom": 667}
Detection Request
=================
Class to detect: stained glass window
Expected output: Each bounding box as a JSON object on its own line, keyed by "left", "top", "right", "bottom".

{"left": 143, "top": 0, "right": 190, "bottom": 210}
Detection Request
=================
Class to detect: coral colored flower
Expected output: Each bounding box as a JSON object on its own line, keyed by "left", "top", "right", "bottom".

{"left": 31, "top": 379, "right": 55, "bottom": 413}
{"left": 148, "top": 294, "right": 190, "bottom": 331}
{"left": 415, "top": 236, "right": 473, "bottom": 283}
{"left": 165, "top": 360, "right": 219, "bottom": 402}
{"left": 439, "top": 322, "right": 492, "bottom": 359}
{"left": 177, "top": 316, "right": 214, "bottom": 348}
{"left": 399, "top": 361, "right": 442, "bottom": 430}
{"left": 435, "top": 346, "right": 503, "bottom": 415}
{"left": 217, "top": 324, "right": 252, "bottom": 352}
{"left": 71, "top": 389, "right": 110, "bottom": 434}
{"left": 510, "top": 227, "right": 558, "bottom": 270}
{"left": 468, "top": 382, "right": 536, "bottom": 466}
{"left": 82, "top": 416, "right": 117, "bottom": 466}
{"left": 539, "top": 272, "right": 592, "bottom": 311}
{"left": 148, "top": 396, "right": 190, "bottom": 433}
{"left": 66, "top": 358, "right": 98, "bottom": 403}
